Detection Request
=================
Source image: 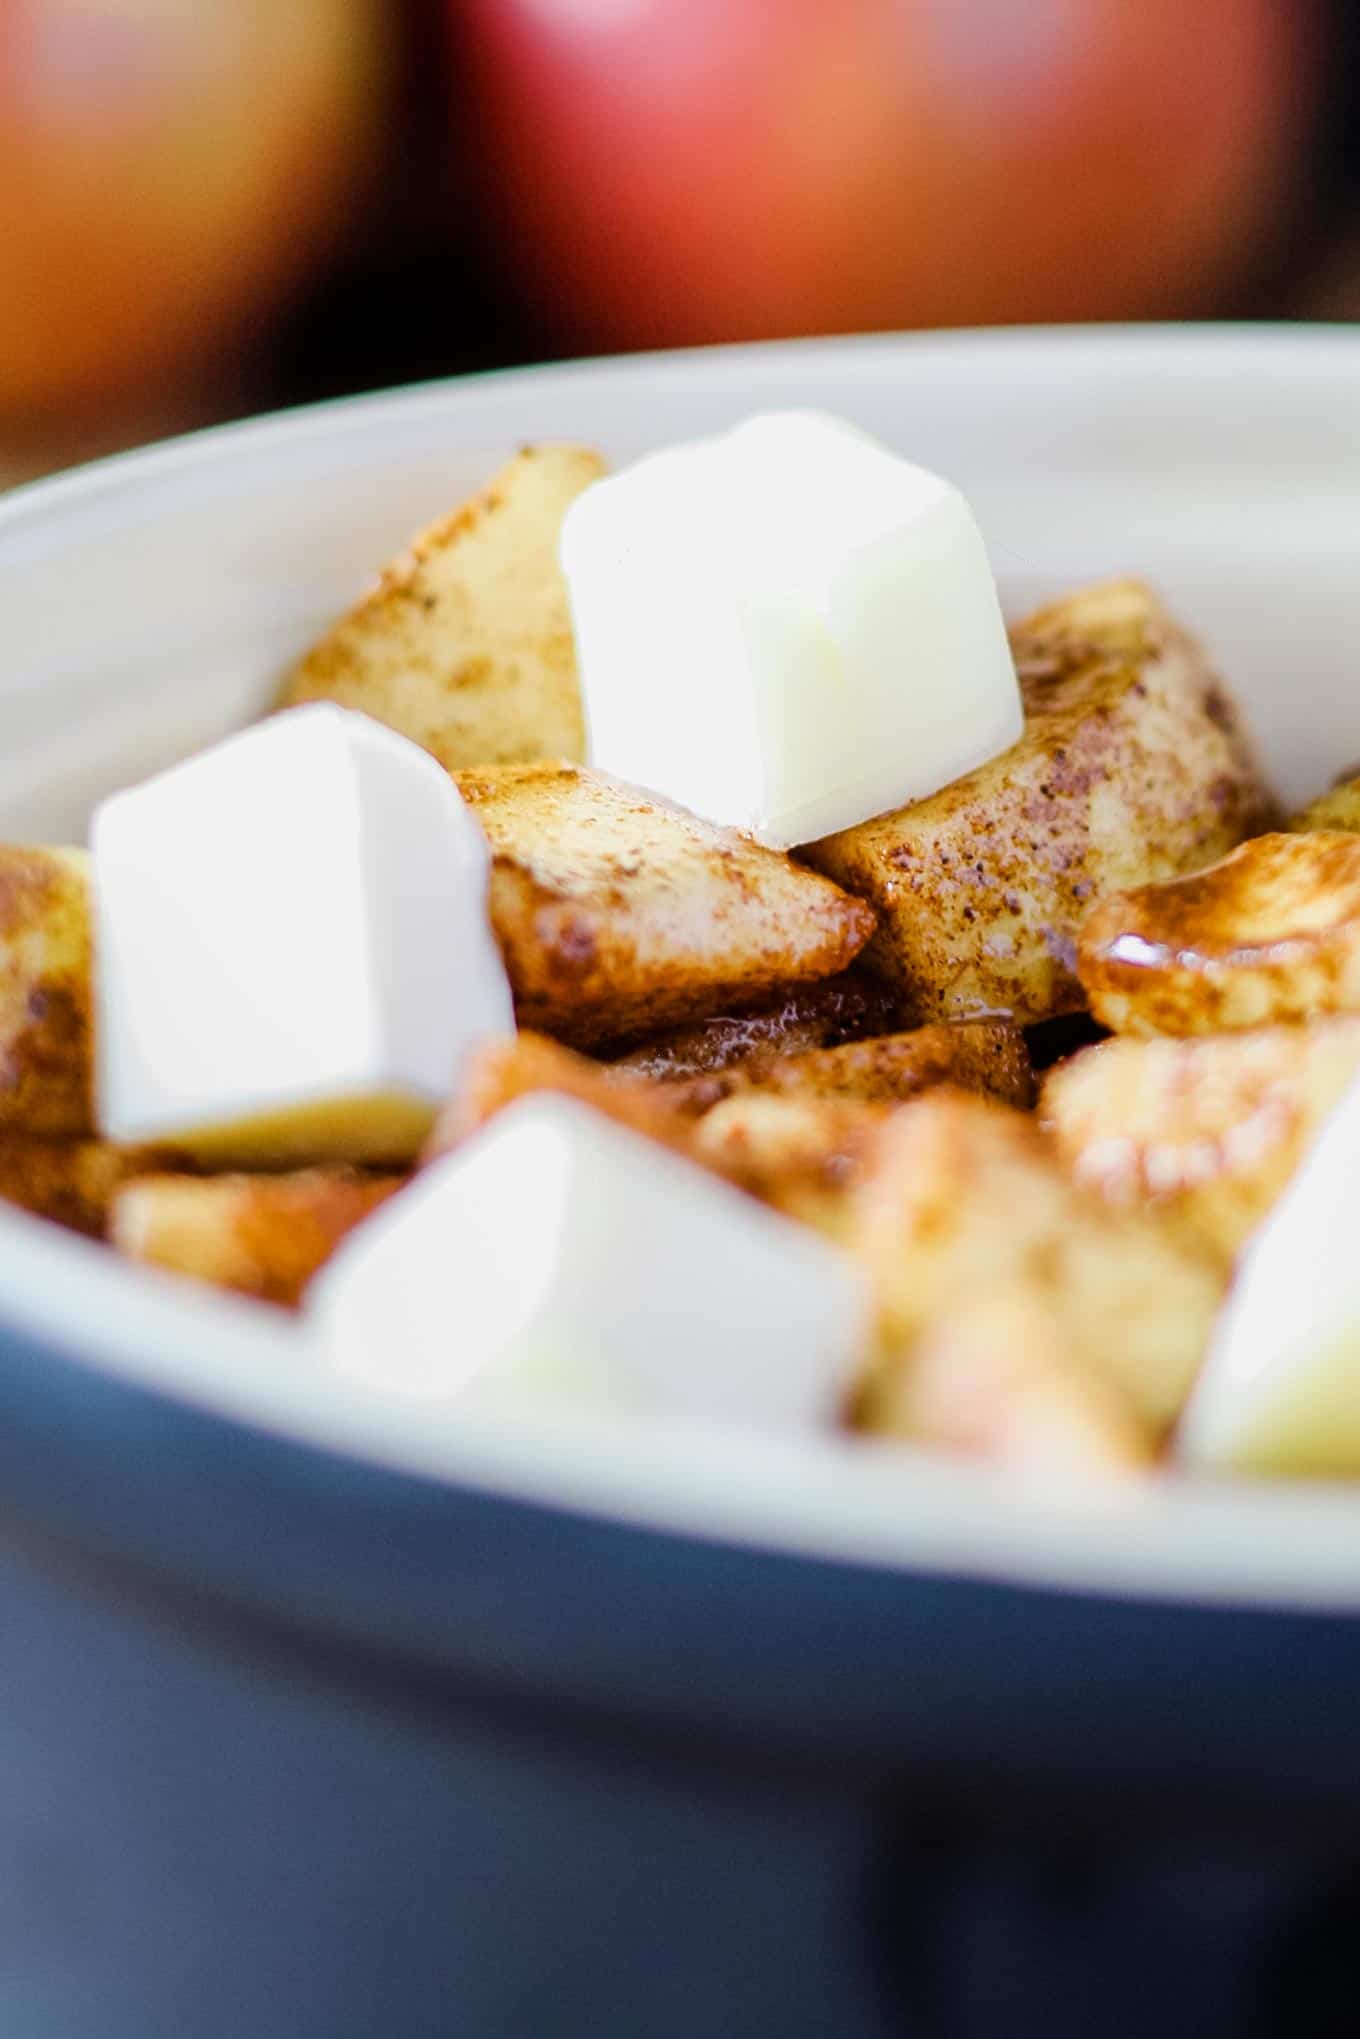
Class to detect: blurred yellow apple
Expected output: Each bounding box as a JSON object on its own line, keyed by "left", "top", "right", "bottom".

{"left": 0, "top": 0, "right": 386, "bottom": 416}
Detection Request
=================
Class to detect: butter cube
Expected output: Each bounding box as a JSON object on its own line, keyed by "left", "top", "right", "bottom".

{"left": 311, "top": 1095, "right": 864, "bottom": 1430}
{"left": 94, "top": 705, "right": 512, "bottom": 1165}
{"left": 1180, "top": 1073, "right": 1360, "bottom": 1477}
{"left": 561, "top": 410, "right": 1022, "bottom": 847}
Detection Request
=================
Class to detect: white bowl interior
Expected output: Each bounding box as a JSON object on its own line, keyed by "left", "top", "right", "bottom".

{"left": 2, "top": 326, "right": 1359, "bottom": 1608}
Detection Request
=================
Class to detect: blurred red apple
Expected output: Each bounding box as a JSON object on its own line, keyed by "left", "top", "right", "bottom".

{"left": 455, "top": 0, "right": 1314, "bottom": 346}
{"left": 0, "top": 0, "right": 387, "bottom": 417}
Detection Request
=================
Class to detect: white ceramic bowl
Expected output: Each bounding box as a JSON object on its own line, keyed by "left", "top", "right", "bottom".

{"left": 2, "top": 324, "right": 1359, "bottom": 1611}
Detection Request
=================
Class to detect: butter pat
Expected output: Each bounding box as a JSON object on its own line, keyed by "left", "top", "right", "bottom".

{"left": 561, "top": 410, "right": 1022, "bottom": 847}
{"left": 93, "top": 705, "right": 513, "bottom": 1165}
{"left": 312, "top": 1095, "right": 864, "bottom": 1430}
{"left": 1180, "top": 1074, "right": 1360, "bottom": 1477}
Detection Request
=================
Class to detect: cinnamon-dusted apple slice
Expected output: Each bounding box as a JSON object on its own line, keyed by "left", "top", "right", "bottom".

{"left": 423, "top": 1031, "right": 696, "bottom": 1165}
{"left": 740, "top": 1020, "right": 1033, "bottom": 1109}
{"left": 1289, "top": 770, "right": 1360, "bottom": 835}
{"left": 607, "top": 971, "right": 907, "bottom": 1081}
{"left": 852, "top": 1088, "right": 1224, "bottom": 1436}
{"left": 667, "top": 1018, "right": 1033, "bottom": 1116}
{"left": 441, "top": 1019, "right": 1028, "bottom": 1178}
{"left": 111, "top": 1168, "right": 403, "bottom": 1306}
{"left": 0, "top": 1134, "right": 171, "bottom": 1236}
{"left": 1078, "top": 832, "right": 1360, "bottom": 1036}
{"left": 804, "top": 580, "right": 1274, "bottom": 1025}
{"left": 279, "top": 444, "right": 606, "bottom": 768}
{"left": 427, "top": 1032, "right": 880, "bottom": 1238}
{"left": 460, "top": 764, "right": 875, "bottom": 1047}
{"left": 0, "top": 846, "right": 94, "bottom": 1136}
{"left": 689, "top": 1092, "right": 886, "bottom": 1237}
{"left": 867, "top": 1287, "right": 1154, "bottom": 1480}
{"left": 1041, "top": 1019, "right": 1360, "bottom": 1266}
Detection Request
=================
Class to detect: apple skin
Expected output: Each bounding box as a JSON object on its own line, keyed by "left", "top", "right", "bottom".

{"left": 0, "top": 0, "right": 387, "bottom": 418}
{"left": 453, "top": 0, "right": 1315, "bottom": 347}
